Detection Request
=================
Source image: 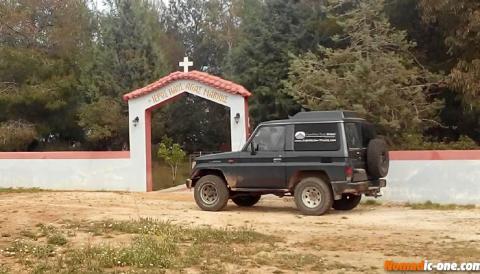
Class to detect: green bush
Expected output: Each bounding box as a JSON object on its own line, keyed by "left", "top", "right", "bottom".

{"left": 0, "top": 264, "right": 9, "bottom": 274}
{"left": 0, "top": 120, "right": 37, "bottom": 151}
{"left": 47, "top": 233, "right": 68, "bottom": 246}
{"left": 157, "top": 136, "right": 186, "bottom": 185}
{"left": 395, "top": 134, "right": 479, "bottom": 150}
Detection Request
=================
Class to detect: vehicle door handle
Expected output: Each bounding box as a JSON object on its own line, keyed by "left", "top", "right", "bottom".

{"left": 273, "top": 157, "right": 282, "bottom": 163}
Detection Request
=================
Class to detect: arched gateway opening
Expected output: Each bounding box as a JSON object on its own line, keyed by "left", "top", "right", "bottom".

{"left": 123, "top": 69, "right": 251, "bottom": 191}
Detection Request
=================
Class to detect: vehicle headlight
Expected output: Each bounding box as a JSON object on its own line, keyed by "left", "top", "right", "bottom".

{"left": 191, "top": 161, "right": 197, "bottom": 169}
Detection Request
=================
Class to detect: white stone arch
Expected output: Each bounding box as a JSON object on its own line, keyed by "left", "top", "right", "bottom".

{"left": 123, "top": 71, "right": 251, "bottom": 191}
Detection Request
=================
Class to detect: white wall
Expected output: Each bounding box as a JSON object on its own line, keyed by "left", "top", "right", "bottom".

{"left": 383, "top": 160, "right": 480, "bottom": 204}
{"left": 1, "top": 157, "right": 480, "bottom": 205}
{"left": 0, "top": 158, "right": 145, "bottom": 192}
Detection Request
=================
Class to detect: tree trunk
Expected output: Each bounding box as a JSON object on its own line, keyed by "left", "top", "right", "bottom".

{"left": 170, "top": 164, "right": 175, "bottom": 184}
{"left": 173, "top": 162, "right": 178, "bottom": 184}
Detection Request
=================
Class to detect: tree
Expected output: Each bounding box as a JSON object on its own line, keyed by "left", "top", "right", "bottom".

{"left": 162, "top": 0, "right": 243, "bottom": 74}
{"left": 0, "top": 0, "right": 94, "bottom": 149}
{"left": 0, "top": 0, "right": 477, "bottom": 151}
{"left": 77, "top": 0, "right": 174, "bottom": 149}
{"left": 417, "top": 0, "right": 480, "bottom": 143}
{"left": 226, "top": 0, "right": 339, "bottom": 125}
{"left": 152, "top": 94, "right": 231, "bottom": 153}
{"left": 157, "top": 0, "right": 241, "bottom": 151}
{"left": 0, "top": 120, "right": 37, "bottom": 151}
{"left": 157, "top": 136, "right": 186, "bottom": 184}
{"left": 285, "top": 0, "right": 442, "bottom": 145}
{"left": 78, "top": 97, "right": 127, "bottom": 150}
{"left": 418, "top": 0, "right": 480, "bottom": 102}
{"left": 382, "top": 0, "right": 479, "bottom": 146}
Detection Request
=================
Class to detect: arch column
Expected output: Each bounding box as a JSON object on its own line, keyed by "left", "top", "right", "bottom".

{"left": 124, "top": 76, "right": 251, "bottom": 192}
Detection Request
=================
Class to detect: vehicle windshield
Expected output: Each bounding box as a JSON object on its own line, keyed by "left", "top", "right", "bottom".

{"left": 247, "top": 126, "right": 285, "bottom": 151}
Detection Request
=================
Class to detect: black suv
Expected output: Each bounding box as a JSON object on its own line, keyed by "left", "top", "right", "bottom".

{"left": 187, "top": 111, "right": 389, "bottom": 215}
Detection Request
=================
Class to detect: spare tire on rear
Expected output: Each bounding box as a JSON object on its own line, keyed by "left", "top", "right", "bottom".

{"left": 367, "top": 138, "right": 389, "bottom": 178}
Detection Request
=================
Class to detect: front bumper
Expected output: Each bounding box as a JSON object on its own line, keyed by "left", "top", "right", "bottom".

{"left": 186, "top": 179, "right": 193, "bottom": 189}
{"left": 332, "top": 179, "right": 386, "bottom": 199}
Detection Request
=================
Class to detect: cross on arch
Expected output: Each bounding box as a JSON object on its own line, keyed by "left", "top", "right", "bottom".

{"left": 179, "top": 57, "right": 193, "bottom": 73}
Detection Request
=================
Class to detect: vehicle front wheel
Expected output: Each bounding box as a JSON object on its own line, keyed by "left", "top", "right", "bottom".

{"left": 232, "top": 195, "right": 261, "bottom": 207}
{"left": 194, "top": 175, "right": 229, "bottom": 211}
{"left": 332, "top": 194, "right": 362, "bottom": 210}
{"left": 294, "top": 177, "right": 333, "bottom": 216}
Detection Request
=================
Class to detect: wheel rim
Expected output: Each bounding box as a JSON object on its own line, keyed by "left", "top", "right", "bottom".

{"left": 301, "top": 186, "right": 322, "bottom": 208}
{"left": 200, "top": 183, "right": 219, "bottom": 205}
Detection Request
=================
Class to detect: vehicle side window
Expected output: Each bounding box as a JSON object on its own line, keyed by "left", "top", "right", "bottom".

{"left": 293, "top": 123, "right": 339, "bottom": 151}
{"left": 251, "top": 126, "right": 285, "bottom": 151}
{"left": 345, "top": 123, "right": 363, "bottom": 149}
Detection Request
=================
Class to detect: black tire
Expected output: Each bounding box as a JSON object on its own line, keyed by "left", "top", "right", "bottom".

{"left": 294, "top": 177, "right": 333, "bottom": 216}
{"left": 232, "top": 195, "right": 261, "bottom": 207}
{"left": 332, "top": 194, "right": 362, "bottom": 210}
{"left": 194, "top": 175, "right": 229, "bottom": 211}
{"left": 367, "top": 138, "right": 389, "bottom": 179}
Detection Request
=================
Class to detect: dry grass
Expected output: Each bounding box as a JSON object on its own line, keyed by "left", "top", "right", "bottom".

{"left": 254, "top": 252, "right": 359, "bottom": 272}
{"left": 446, "top": 247, "right": 480, "bottom": 261}
{"left": 255, "top": 252, "right": 322, "bottom": 271}
{"left": 46, "top": 233, "right": 67, "bottom": 246}
{"left": 1, "top": 218, "right": 280, "bottom": 273}
{"left": 1, "top": 191, "right": 478, "bottom": 273}
{"left": 65, "top": 218, "right": 276, "bottom": 245}
{"left": 405, "top": 201, "right": 476, "bottom": 210}
{"left": 0, "top": 188, "right": 46, "bottom": 194}
{"left": 0, "top": 264, "right": 9, "bottom": 274}
{"left": 19, "top": 230, "right": 38, "bottom": 241}
{"left": 362, "top": 199, "right": 383, "bottom": 206}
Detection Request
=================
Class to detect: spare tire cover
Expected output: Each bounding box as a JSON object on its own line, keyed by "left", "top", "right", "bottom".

{"left": 367, "top": 138, "right": 389, "bottom": 178}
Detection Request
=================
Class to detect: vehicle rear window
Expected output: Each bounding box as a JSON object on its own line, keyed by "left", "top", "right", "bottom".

{"left": 345, "top": 122, "right": 376, "bottom": 148}
{"left": 293, "top": 123, "right": 339, "bottom": 151}
{"left": 345, "top": 123, "right": 363, "bottom": 149}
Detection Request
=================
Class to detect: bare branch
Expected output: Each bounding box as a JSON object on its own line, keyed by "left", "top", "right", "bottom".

{"left": 399, "top": 83, "right": 438, "bottom": 90}
{"left": 421, "top": 118, "right": 449, "bottom": 128}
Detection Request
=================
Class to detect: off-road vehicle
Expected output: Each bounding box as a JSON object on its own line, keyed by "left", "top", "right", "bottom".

{"left": 186, "top": 111, "right": 389, "bottom": 215}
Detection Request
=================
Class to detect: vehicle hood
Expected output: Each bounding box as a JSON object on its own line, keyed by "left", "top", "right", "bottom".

{"left": 195, "top": 151, "right": 241, "bottom": 162}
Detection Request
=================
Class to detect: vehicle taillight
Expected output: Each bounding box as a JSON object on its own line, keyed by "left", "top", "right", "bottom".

{"left": 345, "top": 166, "right": 353, "bottom": 182}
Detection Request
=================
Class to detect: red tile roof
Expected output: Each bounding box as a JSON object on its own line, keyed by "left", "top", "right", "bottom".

{"left": 123, "top": 70, "right": 251, "bottom": 101}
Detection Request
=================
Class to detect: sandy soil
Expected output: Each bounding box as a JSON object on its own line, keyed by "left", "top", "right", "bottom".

{"left": 0, "top": 190, "right": 479, "bottom": 273}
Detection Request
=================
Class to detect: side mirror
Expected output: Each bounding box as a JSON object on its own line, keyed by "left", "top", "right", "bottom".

{"left": 250, "top": 142, "right": 257, "bottom": 155}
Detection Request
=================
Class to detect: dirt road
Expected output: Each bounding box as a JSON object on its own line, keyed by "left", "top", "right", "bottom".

{"left": 0, "top": 190, "right": 479, "bottom": 273}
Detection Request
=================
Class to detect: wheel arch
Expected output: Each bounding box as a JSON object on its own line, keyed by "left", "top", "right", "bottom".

{"left": 192, "top": 168, "right": 232, "bottom": 188}
{"left": 288, "top": 170, "right": 334, "bottom": 197}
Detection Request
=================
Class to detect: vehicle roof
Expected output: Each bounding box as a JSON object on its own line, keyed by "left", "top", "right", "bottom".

{"left": 260, "top": 111, "right": 365, "bottom": 126}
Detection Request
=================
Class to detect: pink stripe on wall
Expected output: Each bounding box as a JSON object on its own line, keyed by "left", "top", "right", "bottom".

{"left": 0, "top": 150, "right": 478, "bottom": 160}
{"left": 390, "top": 150, "right": 480, "bottom": 160}
{"left": 0, "top": 151, "right": 130, "bottom": 159}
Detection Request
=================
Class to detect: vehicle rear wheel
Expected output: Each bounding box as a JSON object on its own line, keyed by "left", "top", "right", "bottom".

{"left": 232, "top": 195, "right": 261, "bottom": 207}
{"left": 194, "top": 175, "right": 229, "bottom": 211}
{"left": 332, "top": 194, "right": 362, "bottom": 210}
{"left": 294, "top": 177, "right": 333, "bottom": 216}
